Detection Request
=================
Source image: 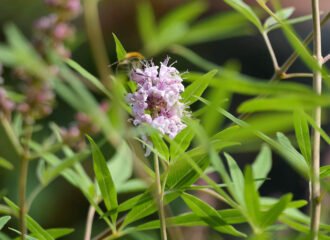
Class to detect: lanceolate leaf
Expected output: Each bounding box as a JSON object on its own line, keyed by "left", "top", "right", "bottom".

{"left": 293, "top": 110, "right": 311, "bottom": 165}
{"left": 4, "top": 198, "right": 54, "bottom": 240}
{"left": 181, "top": 193, "right": 246, "bottom": 237}
{"left": 113, "top": 33, "right": 127, "bottom": 61}
{"left": 170, "top": 125, "right": 195, "bottom": 160}
{"left": 182, "top": 70, "right": 217, "bottom": 104}
{"left": 244, "top": 166, "right": 261, "bottom": 227}
{"left": 252, "top": 144, "right": 272, "bottom": 189}
{"left": 87, "top": 136, "right": 118, "bottom": 220}
{"left": 224, "top": 0, "right": 263, "bottom": 31}
{"left": 0, "top": 216, "right": 11, "bottom": 231}
{"left": 260, "top": 194, "right": 292, "bottom": 229}
{"left": 224, "top": 153, "right": 245, "bottom": 205}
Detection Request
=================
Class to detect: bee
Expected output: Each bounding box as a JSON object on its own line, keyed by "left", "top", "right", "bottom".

{"left": 111, "top": 51, "right": 145, "bottom": 73}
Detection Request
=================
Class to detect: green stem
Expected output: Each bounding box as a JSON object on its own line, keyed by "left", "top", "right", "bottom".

{"left": 262, "top": 31, "right": 280, "bottom": 72}
{"left": 154, "top": 154, "right": 167, "bottom": 240}
{"left": 281, "top": 73, "right": 314, "bottom": 79}
{"left": 311, "top": 0, "right": 323, "bottom": 238}
{"left": 83, "top": 0, "right": 112, "bottom": 86}
{"left": 19, "top": 125, "right": 32, "bottom": 240}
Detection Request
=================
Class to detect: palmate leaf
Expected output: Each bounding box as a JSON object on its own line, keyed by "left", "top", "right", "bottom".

{"left": 181, "top": 193, "right": 246, "bottom": 237}
{"left": 87, "top": 136, "right": 118, "bottom": 221}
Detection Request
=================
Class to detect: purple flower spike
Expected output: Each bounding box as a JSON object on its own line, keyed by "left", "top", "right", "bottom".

{"left": 127, "top": 57, "right": 188, "bottom": 139}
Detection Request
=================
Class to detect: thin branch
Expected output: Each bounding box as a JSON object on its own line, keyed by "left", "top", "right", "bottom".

{"left": 154, "top": 154, "right": 167, "bottom": 240}
{"left": 84, "top": 205, "right": 96, "bottom": 240}
{"left": 19, "top": 125, "right": 33, "bottom": 240}
{"left": 262, "top": 31, "right": 280, "bottom": 72}
{"left": 323, "top": 54, "right": 330, "bottom": 64}
{"left": 83, "top": 0, "right": 112, "bottom": 87}
{"left": 281, "top": 72, "right": 314, "bottom": 79}
{"left": 311, "top": 0, "right": 323, "bottom": 238}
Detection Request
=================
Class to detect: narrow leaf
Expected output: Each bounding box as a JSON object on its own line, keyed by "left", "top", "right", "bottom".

{"left": 293, "top": 110, "right": 311, "bottom": 165}
{"left": 252, "top": 144, "right": 272, "bottom": 188}
{"left": 182, "top": 69, "right": 217, "bottom": 104}
{"left": 0, "top": 216, "right": 11, "bottom": 231}
{"left": 87, "top": 136, "right": 118, "bottom": 218}
{"left": 182, "top": 193, "right": 246, "bottom": 237}
{"left": 260, "top": 194, "right": 292, "bottom": 229}
{"left": 244, "top": 166, "right": 261, "bottom": 226}
{"left": 112, "top": 33, "right": 127, "bottom": 61}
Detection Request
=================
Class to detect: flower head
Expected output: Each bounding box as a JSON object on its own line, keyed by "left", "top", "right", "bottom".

{"left": 127, "top": 57, "right": 188, "bottom": 139}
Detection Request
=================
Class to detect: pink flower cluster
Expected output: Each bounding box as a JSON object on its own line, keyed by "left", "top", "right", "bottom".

{"left": 127, "top": 58, "right": 187, "bottom": 139}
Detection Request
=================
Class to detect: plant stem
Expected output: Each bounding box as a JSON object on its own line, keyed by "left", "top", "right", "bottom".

{"left": 311, "top": 0, "right": 323, "bottom": 239}
{"left": 83, "top": 0, "right": 112, "bottom": 86}
{"left": 154, "top": 154, "right": 167, "bottom": 240}
{"left": 281, "top": 73, "right": 314, "bottom": 79}
{"left": 19, "top": 125, "right": 32, "bottom": 240}
{"left": 84, "top": 205, "right": 96, "bottom": 240}
{"left": 262, "top": 31, "right": 280, "bottom": 72}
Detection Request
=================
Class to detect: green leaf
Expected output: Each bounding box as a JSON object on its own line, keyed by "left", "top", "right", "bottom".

{"left": 181, "top": 193, "right": 246, "bottom": 237}
{"left": 108, "top": 142, "right": 133, "bottom": 187}
{"left": 182, "top": 70, "right": 217, "bottom": 104}
{"left": 120, "top": 191, "right": 180, "bottom": 228}
{"left": 266, "top": 14, "right": 313, "bottom": 32}
{"left": 302, "top": 111, "right": 330, "bottom": 145}
{"left": 137, "top": 209, "right": 246, "bottom": 230}
{"left": 179, "top": 11, "right": 251, "bottom": 45}
{"left": 0, "top": 157, "right": 14, "bottom": 170}
{"left": 4, "top": 198, "right": 54, "bottom": 240}
{"left": 224, "top": 153, "right": 245, "bottom": 205}
{"left": 186, "top": 71, "right": 313, "bottom": 96}
{"left": 0, "top": 116, "right": 22, "bottom": 164}
{"left": 0, "top": 216, "right": 11, "bottom": 231}
{"left": 238, "top": 95, "right": 330, "bottom": 112}
{"left": 137, "top": 1, "right": 157, "bottom": 45}
{"left": 252, "top": 144, "right": 272, "bottom": 188}
{"left": 276, "top": 132, "right": 309, "bottom": 177}
{"left": 150, "top": 131, "right": 169, "bottom": 161}
{"left": 65, "top": 59, "right": 112, "bottom": 99}
{"left": 112, "top": 33, "right": 127, "bottom": 61}
{"left": 320, "top": 165, "right": 330, "bottom": 179}
{"left": 224, "top": 0, "right": 263, "bottom": 31}
{"left": 264, "top": 7, "right": 294, "bottom": 29}
{"left": 244, "top": 166, "right": 261, "bottom": 227}
{"left": 293, "top": 110, "right": 311, "bottom": 165}
{"left": 170, "top": 125, "right": 195, "bottom": 160}
{"left": 44, "top": 228, "right": 74, "bottom": 239}
{"left": 159, "top": 0, "right": 206, "bottom": 31}
{"left": 87, "top": 136, "right": 118, "bottom": 220}
{"left": 260, "top": 194, "right": 292, "bottom": 229}
{"left": 41, "top": 151, "right": 89, "bottom": 185}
